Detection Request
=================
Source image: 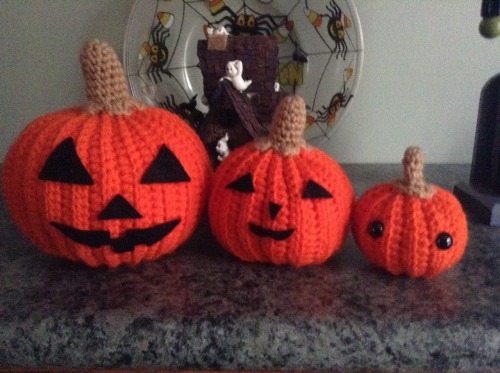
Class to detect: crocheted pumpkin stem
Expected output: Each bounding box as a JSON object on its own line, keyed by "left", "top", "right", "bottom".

{"left": 255, "top": 95, "right": 307, "bottom": 156}
{"left": 80, "top": 39, "right": 144, "bottom": 115}
{"left": 396, "top": 146, "right": 435, "bottom": 198}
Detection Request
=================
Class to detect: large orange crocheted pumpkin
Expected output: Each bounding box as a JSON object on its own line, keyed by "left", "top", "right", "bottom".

{"left": 208, "top": 95, "right": 354, "bottom": 266}
{"left": 352, "top": 146, "right": 468, "bottom": 278}
{"left": 1, "top": 40, "right": 211, "bottom": 267}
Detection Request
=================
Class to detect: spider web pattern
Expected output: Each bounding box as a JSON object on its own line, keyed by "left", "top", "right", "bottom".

{"left": 127, "top": 0, "right": 363, "bottom": 141}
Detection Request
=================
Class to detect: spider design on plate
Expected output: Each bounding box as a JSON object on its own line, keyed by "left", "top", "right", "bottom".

{"left": 159, "top": 95, "right": 205, "bottom": 130}
{"left": 208, "top": 0, "right": 289, "bottom": 37}
{"left": 305, "top": 0, "right": 352, "bottom": 59}
{"left": 315, "top": 68, "right": 353, "bottom": 126}
{"left": 141, "top": 13, "right": 174, "bottom": 84}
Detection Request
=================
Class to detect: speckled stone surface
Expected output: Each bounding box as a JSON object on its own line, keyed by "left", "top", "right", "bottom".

{"left": 0, "top": 165, "right": 498, "bottom": 371}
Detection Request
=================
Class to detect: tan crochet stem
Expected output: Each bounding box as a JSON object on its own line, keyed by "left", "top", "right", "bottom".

{"left": 395, "top": 146, "right": 435, "bottom": 198}
{"left": 80, "top": 39, "right": 144, "bottom": 115}
{"left": 254, "top": 95, "right": 307, "bottom": 156}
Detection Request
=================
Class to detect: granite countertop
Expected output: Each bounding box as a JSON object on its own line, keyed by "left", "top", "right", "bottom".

{"left": 0, "top": 164, "right": 498, "bottom": 371}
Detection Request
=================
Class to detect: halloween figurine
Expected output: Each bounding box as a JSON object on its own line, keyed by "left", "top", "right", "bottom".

{"left": 1, "top": 39, "right": 211, "bottom": 267}
{"left": 197, "top": 33, "right": 285, "bottom": 164}
{"left": 208, "top": 95, "right": 355, "bottom": 266}
{"left": 219, "top": 60, "right": 252, "bottom": 92}
{"left": 352, "top": 146, "right": 468, "bottom": 278}
{"left": 216, "top": 133, "right": 230, "bottom": 161}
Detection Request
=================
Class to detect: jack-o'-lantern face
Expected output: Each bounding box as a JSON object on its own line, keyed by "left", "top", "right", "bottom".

{"left": 2, "top": 39, "right": 211, "bottom": 268}
{"left": 39, "top": 137, "right": 190, "bottom": 254}
{"left": 2, "top": 107, "right": 211, "bottom": 268}
{"left": 225, "top": 172, "right": 333, "bottom": 242}
{"left": 208, "top": 145, "right": 354, "bottom": 266}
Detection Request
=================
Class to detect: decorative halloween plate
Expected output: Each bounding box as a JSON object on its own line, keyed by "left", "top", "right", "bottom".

{"left": 124, "top": 0, "right": 364, "bottom": 144}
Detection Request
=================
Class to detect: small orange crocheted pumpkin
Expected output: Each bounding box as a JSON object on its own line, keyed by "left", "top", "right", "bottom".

{"left": 1, "top": 40, "right": 211, "bottom": 267}
{"left": 208, "top": 95, "right": 354, "bottom": 266}
{"left": 352, "top": 146, "right": 468, "bottom": 278}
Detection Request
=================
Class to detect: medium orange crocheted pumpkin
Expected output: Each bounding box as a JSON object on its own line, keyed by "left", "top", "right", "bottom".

{"left": 208, "top": 95, "right": 354, "bottom": 266}
{"left": 352, "top": 146, "right": 468, "bottom": 278}
{"left": 1, "top": 39, "right": 211, "bottom": 267}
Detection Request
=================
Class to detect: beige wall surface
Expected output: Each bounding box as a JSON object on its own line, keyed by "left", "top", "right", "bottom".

{"left": 1, "top": 0, "right": 499, "bottom": 163}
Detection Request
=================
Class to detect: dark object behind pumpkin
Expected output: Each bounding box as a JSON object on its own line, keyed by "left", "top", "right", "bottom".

{"left": 454, "top": 0, "right": 500, "bottom": 226}
{"left": 197, "top": 35, "right": 285, "bottom": 164}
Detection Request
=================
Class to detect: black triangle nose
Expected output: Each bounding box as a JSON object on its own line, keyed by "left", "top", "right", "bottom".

{"left": 98, "top": 194, "right": 143, "bottom": 220}
{"left": 269, "top": 202, "right": 282, "bottom": 220}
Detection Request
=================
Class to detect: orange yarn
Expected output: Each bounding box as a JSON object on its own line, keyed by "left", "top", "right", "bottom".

{"left": 1, "top": 40, "right": 211, "bottom": 267}
{"left": 352, "top": 146, "right": 468, "bottom": 278}
{"left": 208, "top": 96, "right": 354, "bottom": 266}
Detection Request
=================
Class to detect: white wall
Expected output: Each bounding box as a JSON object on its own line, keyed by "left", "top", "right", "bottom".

{"left": 332, "top": 0, "right": 500, "bottom": 163}
{"left": 0, "top": 0, "right": 134, "bottom": 162}
{"left": 1, "top": 0, "right": 499, "bottom": 163}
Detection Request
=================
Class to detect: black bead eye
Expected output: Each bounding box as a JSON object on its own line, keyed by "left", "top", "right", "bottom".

{"left": 368, "top": 221, "right": 384, "bottom": 238}
{"left": 436, "top": 232, "right": 453, "bottom": 250}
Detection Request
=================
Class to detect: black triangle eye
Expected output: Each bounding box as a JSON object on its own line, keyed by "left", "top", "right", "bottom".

{"left": 302, "top": 180, "right": 332, "bottom": 199}
{"left": 39, "top": 138, "right": 93, "bottom": 185}
{"left": 141, "top": 145, "right": 190, "bottom": 184}
{"left": 226, "top": 173, "right": 255, "bottom": 193}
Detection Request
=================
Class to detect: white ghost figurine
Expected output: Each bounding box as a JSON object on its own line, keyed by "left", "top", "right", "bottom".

{"left": 215, "top": 25, "right": 229, "bottom": 35}
{"left": 220, "top": 60, "right": 252, "bottom": 92}
{"left": 216, "top": 133, "right": 230, "bottom": 162}
{"left": 206, "top": 25, "right": 229, "bottom": 36}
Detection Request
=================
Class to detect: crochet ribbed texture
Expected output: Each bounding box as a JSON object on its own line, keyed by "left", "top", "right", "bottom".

{"left": 254, "top": 95, "right": 308, "bottom": 155}
{"left": 81, "top": 39, "right": 144, "bottom": 115}
{"left": 395, "top": 146, "right": 435, "bottom": 198}
{"left": 1, "top": 39, "right": 211, "bottom": 267}
{"left": 209, "top": 95, "right": 354, "bottom": 266}
{"left": 352, "top": 146, "right": 468, "bottom": 278}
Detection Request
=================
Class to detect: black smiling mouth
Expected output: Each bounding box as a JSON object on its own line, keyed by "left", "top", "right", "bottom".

{"left": 248, "top": 223, "right": 295, "bottom": 241}
{"left": 50, "top": 219, "right": 181, "bottom": 253}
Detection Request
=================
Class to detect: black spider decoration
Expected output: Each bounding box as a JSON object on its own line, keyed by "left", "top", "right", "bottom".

{"left": 144, "top": 21, "right": 173, "bottom": 84}
{"left": 209, "top": 1, "right": 287, "bottom": 36}
{"left": 159, "top": 95, "right": 205, "bottom": 130}
{"left": 315, "top": 80, "right": 353, "bottom": 126}
{"left": 306, "top": 0, "right": 352, "bottom": 59}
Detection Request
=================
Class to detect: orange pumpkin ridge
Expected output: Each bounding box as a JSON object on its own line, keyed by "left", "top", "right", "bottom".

{"left": 2, "top": 40, "right": 211, "bottom": 267}
{"left": 209, "top": 95, "right": 354, "bottom": 266}
{"left": 352, "top": 146, "right": 468, "bottom": 278}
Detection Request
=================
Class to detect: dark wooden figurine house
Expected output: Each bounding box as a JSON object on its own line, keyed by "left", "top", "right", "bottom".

{"left": 197, "top": 34, "right": 285, "bottom": 162}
